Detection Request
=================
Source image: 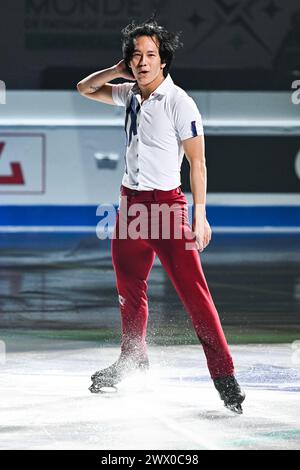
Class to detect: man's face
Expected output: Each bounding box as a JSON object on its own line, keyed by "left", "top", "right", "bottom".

{"left": 129, "top": 35, "right": 166, "bottom": 86}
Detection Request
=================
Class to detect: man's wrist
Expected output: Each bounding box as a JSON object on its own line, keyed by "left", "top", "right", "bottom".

{"left": 193, "top": 203, "right": 206, "bottom": 217}
{"left": 111, "top": 65, "right": 121, "bottom": 78}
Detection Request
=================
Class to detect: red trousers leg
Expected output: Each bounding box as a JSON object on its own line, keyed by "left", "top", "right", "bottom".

{"left": 111, "top": 210, "right": 156, "bottom": 358}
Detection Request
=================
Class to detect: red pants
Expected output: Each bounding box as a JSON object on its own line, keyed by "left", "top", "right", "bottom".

{"left": 111, "top": 185, "right": 234, "bottom": 379}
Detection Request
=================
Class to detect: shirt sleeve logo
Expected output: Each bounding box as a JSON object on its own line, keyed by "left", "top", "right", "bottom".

{"left": 191, "top": 121, "right": 198, "bottom": 137}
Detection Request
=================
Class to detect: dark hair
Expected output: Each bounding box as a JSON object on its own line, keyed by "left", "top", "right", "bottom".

{"left": 121, "top": 14, "right": 183, "bottom": 78}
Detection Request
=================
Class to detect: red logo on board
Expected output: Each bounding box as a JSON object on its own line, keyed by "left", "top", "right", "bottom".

{"left": 0, "top": 142, "right": 25, "bottom": 185}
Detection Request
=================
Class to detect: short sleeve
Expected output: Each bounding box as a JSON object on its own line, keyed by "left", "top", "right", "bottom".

{"left": 173, "top": 95, "right": 204, "bottom": 141}
{"left": 111, "top": 82, "right": 135, "bottom": 107}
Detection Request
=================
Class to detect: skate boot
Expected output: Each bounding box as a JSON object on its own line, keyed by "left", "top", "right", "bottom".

{"left": 89, "top": 354, "right": 149, "bottom": 393}
{"left": 213, "top": 376, "right": 246, "bottom": 414}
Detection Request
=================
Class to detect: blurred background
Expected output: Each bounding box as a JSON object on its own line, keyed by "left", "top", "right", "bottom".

{"left": 0, "top": 0, "right": 299, "bottom": 345}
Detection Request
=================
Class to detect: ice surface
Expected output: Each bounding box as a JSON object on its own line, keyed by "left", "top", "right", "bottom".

{"left": 0, "top": 337, "right": 299, "bottom": 450}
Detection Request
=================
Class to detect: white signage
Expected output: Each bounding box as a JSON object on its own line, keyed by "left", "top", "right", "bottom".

{"left": 0, "top": 133, "right": 45, "bottom": 194}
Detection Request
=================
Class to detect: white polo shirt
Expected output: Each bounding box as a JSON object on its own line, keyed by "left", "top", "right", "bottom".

{"left": 111, "top": 73, "right": 204, "bottom": 191}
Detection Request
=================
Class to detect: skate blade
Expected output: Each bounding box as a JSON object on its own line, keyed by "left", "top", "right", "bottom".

{"left": 88, "top": 383, "right": 118, "bottom": 394}
{"left": 225, "top": 403, "right": 243, "bottom": 414}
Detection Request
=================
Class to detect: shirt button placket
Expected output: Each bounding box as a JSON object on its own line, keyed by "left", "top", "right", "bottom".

{"left": 136, "top": 104, "right": 140, "bottom": 184}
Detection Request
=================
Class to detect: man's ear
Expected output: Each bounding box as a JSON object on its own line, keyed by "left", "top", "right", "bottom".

{"left": 161, "top": 63, "right": 166, "bottom": 69}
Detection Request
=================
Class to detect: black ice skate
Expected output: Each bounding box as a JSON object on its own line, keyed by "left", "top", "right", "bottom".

{"left": 213, "top": 376, "right": 246, "bottom": 414}
{"left": 89, "top": 354, "right": 149, "bottom": 393}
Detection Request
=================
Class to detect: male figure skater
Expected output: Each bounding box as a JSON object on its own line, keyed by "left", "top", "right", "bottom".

{"left": 77, "top": 17, "right": 245, "bottom": 413}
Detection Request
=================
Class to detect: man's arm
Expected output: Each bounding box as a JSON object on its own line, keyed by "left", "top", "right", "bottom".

{"left": 182, "top": 135, "right": 212, "bottom": 251}
{"left": 76, "top": 60, "right": 135, "bottom": 105}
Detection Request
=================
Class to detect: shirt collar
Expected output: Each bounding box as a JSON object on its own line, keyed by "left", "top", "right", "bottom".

{"left": 131, "top": 73, "right": 173, "bottom": 98}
